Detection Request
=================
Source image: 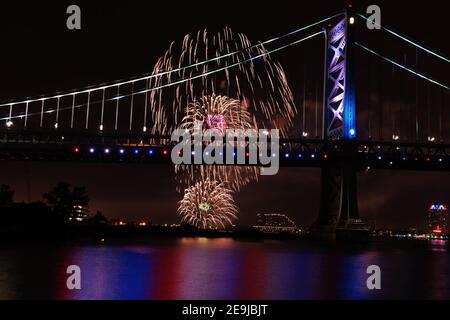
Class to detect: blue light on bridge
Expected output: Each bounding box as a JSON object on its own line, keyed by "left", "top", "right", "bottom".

{"left": 349, "top": 128, "right": 356, "bottom": 137}
{"left": 104, "top": 148, "right": 110, "bottom": 154}
{"left": 89, "top": 148, "right": 95, "bottom": 154}
{"left": 311, "top": 154, "right": 315, "bottom": 159}
{"left": 119, "top": 149, "right": 125, "bottom": 154}
{"left": 134, "top": 149, "right": 140, "bottom": 155}
{"left": 148, "top": 149, "right": 154, "bottom": 155}
{"left": 284, "top": 153, "right": 290, "bottom": 158}
{"left": 298, "top": 153, "right": 303, "bottom": 158}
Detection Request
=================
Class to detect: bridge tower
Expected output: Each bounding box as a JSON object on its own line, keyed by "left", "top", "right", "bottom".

{"left": 311, "top": 11, "right": 369, "bottom": 241}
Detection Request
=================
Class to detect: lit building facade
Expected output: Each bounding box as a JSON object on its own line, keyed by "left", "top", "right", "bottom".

{"left": 428, "top": 204, "right": 448, "bottom": 237}
{"left": 69, "top": 204, "right": 89, "bottom": 222}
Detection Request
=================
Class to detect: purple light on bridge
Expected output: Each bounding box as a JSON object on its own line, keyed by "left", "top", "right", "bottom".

{"left": 119, "top": 149, "right": 125, "bottom": 154}
{"left": 89, "top": 148, "right": 95, "bottom": 154}
{"left": 104, "top": 148, "right": 110, "bottom": 154}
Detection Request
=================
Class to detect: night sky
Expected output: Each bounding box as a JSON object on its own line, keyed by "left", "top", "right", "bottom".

{"left": 0, "top": 0, "right": 449, "bottom": 229}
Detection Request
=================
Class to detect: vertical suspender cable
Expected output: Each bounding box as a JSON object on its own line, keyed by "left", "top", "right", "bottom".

{"left": 40, "top": 100, "right": 44, "bottom": 128}
{"left": 70, "top": 94, "right": 75, "bottom": 129}
{"left": 100, "top": 88, "right": 105, "bottom": 130}
{"left": 86, "top": 91, "right": 91, "bottom": 130}
{"left": 24, "top": 102, "right": 29, "bottom": 127}
{"left": 143, "top": 78, "right": 149, "bottom": 131}
{"left": 129, "top": 82, "right": 134, "bottom": 131}
{"left": 115, "top": 86, "right": 120, "bottom": 131}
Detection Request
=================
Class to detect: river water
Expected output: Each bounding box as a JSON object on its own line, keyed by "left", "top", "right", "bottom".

{"left": 0, "top": 237, "right": 449, "bottom": 299}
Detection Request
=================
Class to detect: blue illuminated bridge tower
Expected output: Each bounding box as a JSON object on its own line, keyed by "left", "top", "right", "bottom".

{"left": 311, "top": 11, "right": 366, "bottom": 240}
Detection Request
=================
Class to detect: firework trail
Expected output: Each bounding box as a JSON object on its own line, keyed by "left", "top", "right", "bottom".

{"left": 178, "top": 178, "right": 238, "bottom": 229}
{"left": 149, "top": 27, "right": 296, "bottom": 137}
{"left": 176, "top": 94, "right": 259, "bottom": 192}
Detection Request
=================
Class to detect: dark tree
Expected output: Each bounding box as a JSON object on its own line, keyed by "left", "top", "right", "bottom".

{"left": 0, "top": 184, "right": 14, "bottom": 207}
{"left": 43, "top": 182, "right": 89, "bottom": 219}
{"left": 89, "top": 210, "right": 108, "bottom": 225}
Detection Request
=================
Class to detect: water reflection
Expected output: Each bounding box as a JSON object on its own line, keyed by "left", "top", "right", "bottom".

{"left": 0, "top": 238, "right": 449, "bottom": 299}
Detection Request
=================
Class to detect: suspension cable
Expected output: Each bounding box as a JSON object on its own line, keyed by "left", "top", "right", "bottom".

{"left": 0, "top": 13, "right": 342, "bottom": 107}
{"left": 356, "top": 13, "right": 450, "bottom": 63}
{"left": 355, "top": 42, "right": 449, "bottom": 90}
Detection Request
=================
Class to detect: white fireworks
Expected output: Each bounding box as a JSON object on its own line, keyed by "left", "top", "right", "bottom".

{"left": 178, "top": 179, "right": 238, "bottom": 229}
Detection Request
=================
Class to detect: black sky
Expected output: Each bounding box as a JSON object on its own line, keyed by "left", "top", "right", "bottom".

{"left": 0, "top": 0, "right": 449, "bottom": 229}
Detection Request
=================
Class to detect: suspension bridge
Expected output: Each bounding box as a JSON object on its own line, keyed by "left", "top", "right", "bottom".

{"left": 1, "top": 7, "right": 448, "bottom": 239}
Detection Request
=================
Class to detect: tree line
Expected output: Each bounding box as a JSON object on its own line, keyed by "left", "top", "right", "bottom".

{"left": 0, "top": 182, "right": 107, "bottom": 233}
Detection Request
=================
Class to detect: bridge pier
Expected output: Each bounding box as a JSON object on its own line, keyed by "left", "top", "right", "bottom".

{"left": 310, "top": 141, "right": 369, "bottom": 242}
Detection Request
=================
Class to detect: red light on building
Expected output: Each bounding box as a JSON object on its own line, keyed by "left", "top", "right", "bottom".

{"left": 428, "top": 204, "right": 448, "bottom": 237}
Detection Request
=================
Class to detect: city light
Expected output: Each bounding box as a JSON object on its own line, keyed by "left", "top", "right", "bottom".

{"left": 302, "top": 131, "right": 308, "bottom": 137}
{"left": 428, "top": 136, "right": 436, "bottom": 142}
{"left": 6, "top": 120, "right": 13, "bottom": 128}
{"left": 392, "top": 134, "right": 400, "bottom": 141}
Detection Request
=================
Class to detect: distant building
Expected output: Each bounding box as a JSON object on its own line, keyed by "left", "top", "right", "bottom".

{"left": 68, "top": 204, "right": 89, "bottom": 222}
{"left": 253, "top": 213, "right": 299, "bottom": 234}
{"left": 428, "top": 204, "right": 448, "bottom": 237}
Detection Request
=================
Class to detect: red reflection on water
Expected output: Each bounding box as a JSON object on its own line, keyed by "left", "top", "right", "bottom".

{"left": 239, "top": 248, "right": 267, "bottom": 299}
{"left": 152, "top": 247, "right": 183, "bottom": 299}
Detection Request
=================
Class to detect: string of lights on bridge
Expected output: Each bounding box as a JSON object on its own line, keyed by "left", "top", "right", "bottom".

{"left": 54, "top": 143, "right": 450, "bottom": 170}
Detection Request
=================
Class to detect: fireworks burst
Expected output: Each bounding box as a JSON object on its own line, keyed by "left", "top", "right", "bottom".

{"left": 176, "top": 94, "right": 259, "bottom": 192}
{"left": 178, "top": 179, "right": 238, "bottom": 229}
